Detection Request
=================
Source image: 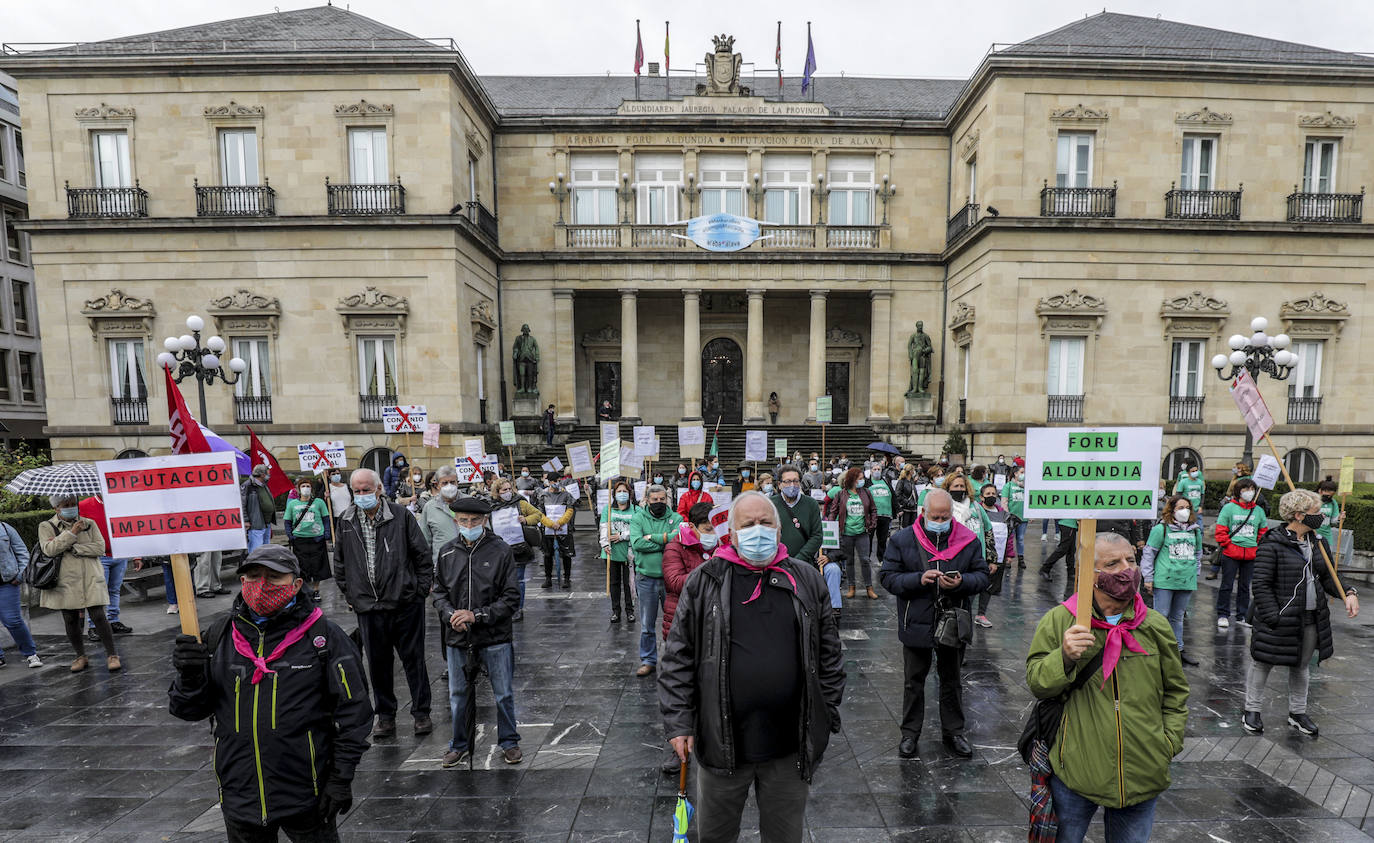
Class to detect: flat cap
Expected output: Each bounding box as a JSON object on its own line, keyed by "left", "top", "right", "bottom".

{"left": 451, "top": 497, "right": 492, "bottom": 515}
{"left": 236, "top": 544, "right": 301, "bottom": 576}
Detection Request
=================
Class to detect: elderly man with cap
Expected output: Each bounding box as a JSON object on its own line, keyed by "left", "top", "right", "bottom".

{"left": 433, "top": 496, "right": 523, "bottom": 767}
{"left": 170, "top": 545, "right": 373, "bottom": 842}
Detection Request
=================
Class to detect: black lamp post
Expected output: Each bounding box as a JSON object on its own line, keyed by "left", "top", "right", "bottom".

{"left": 156, "top": 314, "right": 246, "bottom": 427}
{"left": 1210, "top": 315, "right": 1299, "bottom": 469}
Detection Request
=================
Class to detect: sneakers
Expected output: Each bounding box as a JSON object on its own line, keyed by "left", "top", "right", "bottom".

{"left": 1217, "top": 616, "right": 1230, "bottom": 629}
{"left": 974, "top": 615, "right": 993, "bottom": 628}
{"left": 1288, "top": 712, "right": 1319, "bottom": 736}
{"left": 609, "top": 612, "right": 621, "bottom": 623}
{"left": 166, "top": 604, "right": 179, "bottom": 614}
{"left": 1040, "top": 534, "right": 1048, "bottom": 542}
{"left": 107, "top": 655, "right": 122, "bottom": 672}
{"left": 1242, "top": 711, "right": 1263, "bottom": 734}
{"left": 26, "top": 654, "right": 42, "bottom": 668}
{"left": 442, "top": 749, "right": 470, "bottom": 768}
{"left": 502, "top": 746, "right": 523, "bottom": 764}
{"left": 110, "top": 622, "right": 133, "bottom": 635}
{"left": 1235, "top": 618, "right": 1252, "bottom": 629}
{"left": 70, "top": 655, "right": 90, "bottom": 673}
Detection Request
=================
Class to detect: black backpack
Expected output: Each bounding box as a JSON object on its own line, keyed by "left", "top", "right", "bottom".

{"left": 1017, "top": 648, "right": 1106, "bottom": 764}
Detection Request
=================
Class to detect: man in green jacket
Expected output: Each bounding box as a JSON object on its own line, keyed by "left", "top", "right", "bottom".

{"left": 630, "top": 484, "right": 683, "bottom": 677}
{"left": 771, "top": 464, "right": 835, "bottom": 615}
{"left": 1026, "top": 533, "right": 1189, "bottom": 842}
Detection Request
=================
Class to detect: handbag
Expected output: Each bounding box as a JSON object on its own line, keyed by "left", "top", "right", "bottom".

{"left": 933, "top": 597, "right": 973, "bottom": 648}
{"left": 1017, "top": 649, "right": 1106, "bottom": 764}
{"left": 25, "top": 540, "right": 62, "bottom": 590}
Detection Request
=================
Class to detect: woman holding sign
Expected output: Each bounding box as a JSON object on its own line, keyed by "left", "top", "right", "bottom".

{"left": 1141, "top": 495, "right": 1204, "bottom": 666}
{"left": 602, "top": 479, "right": 639, "bottom": 623}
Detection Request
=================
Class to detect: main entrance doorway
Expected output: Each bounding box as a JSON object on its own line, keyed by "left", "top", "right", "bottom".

{"left": 702, "top": 337, "right": 743, "bottom": 424}
{"left": 594, "top": 361, "right": 621, "bottom": 418}
{"left": 825, "top": 361, "right": 850, "bottom": 424}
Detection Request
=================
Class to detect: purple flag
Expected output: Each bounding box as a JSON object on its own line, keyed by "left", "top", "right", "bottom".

{"left": 802, "top": 24, "right": 816, "bottom": 94}
{"left": 199, "top": 422, "right": 252, "bottom": 476}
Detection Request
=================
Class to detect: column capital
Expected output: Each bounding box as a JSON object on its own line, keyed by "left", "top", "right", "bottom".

{"left": 810, "top": 289, "right": 828, "bottom": 301}
{"left": 747, "top": 288, "right": 766, "bottom": 299}
{"left": 682, "top": 288, "right": 702, "bottom": 298}
{"left": 869, "top": 290, "right": 893, "bottom": 300}
{"left": 553, "top": 289, "right": 576, "bottom": 300}
{"left": 620, "top": 288, "right": 639, "bottom": 300}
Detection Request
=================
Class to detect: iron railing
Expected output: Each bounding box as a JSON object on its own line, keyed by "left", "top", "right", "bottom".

{"left": 760, "top": 226, "right": 815, "bottom": 248}
{"left": 195, "top": 181, "right": 276, "bottom": 217}
{"left": 826, "top": 226, "right": 881, "bottom": 248}
{"left": 1286, "top": 190, "right": 1363, "bottom": 223}
{"left": 1040, "top": 182, "right": 1117, "bottom": 218}
{"left": 566, "top": 225, "right": 621, "bottom": 248}
{"left": 631, "top": 226, "right": 689, "bottom": 248}
{"left": 359, "top": 393, "right": 398, "bottom": 422}
{"left": 66, "top": 182, "right": 148, "bottom": 219}
{"left": 1165, "top": 187, "right": 1242, "bottom": 220}
{"left": 1168, "top": 395, "right": 1204, "bottom": 424}
{"left": 1287, "top": 396, "right": 1322, "bottom": 424}
{"left": 326, "top": 178, "right": 405, "bottom": 216}
{"left": 958, "top": 398, "right": 968, "bottom": 425}
{"left": 234, "top": 395, "right": 273, "bottom": 424}
{"left": 465, "top": 200, "right": 498, "bottom": 242}
{"left": 1047, "top": 394, "right": 1085, "bottom": 423}
{"left": 947, "top": 203, "right": 979, "bottom": 243}
{"left": 111, "top": 395, "right": 148, "bottom": 425}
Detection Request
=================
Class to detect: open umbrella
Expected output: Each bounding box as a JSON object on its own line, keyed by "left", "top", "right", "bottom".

{"left": 5, "top": 462, "right": 102, "bottom": 498}
{"left": 672, "top": 758, "right": 693, "bottom": 841}
{"left": 866, "top": 441, "right": 901, "bottom": 457}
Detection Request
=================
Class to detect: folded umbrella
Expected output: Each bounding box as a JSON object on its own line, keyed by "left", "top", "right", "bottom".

{"left": 672, "top": 757, "right": 693, "bottom": 842}
{"left": 5, "top": 462, "right": 102, "bottom": 498}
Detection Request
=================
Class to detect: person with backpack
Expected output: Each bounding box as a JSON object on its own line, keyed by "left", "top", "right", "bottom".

{"left": 825, "top": 467, "right": 878, "bottom": 600}
{"left": 169, "top": 544, "right": 373, "bottom": 841}
{"left": 1141, "top": 495, "right": 1205, "bottom": 666}
{"left": 0, "top": 520, "right": 40, "bottom": 668}
{"left": 1214, "top": 477, "right": 1267, "bottom": 630}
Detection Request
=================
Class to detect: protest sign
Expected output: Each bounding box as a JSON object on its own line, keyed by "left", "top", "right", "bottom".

{"left": 491, "top": 507, "right": 525, "bottom": 546}
{"left": 498, "top": 420, "right": 517, "bottom": 447}
{"left": 541, "top": 457, "right": 564, "bottom": 473}
{"left": 634, "top": 480, "right": 647, "bottom": 500}
{"left": 653, "top": 437, "right": 661, "bottom": 459}
{"left": 597, "top": 488, "right": 611, "bottom": 512}
{"left": 634, "top": 425, "right": 656, "bottom": 455}
{"left": 599, "top": 439, "right": 621, "bottom": 482}
{"left": 1229, "top": 371, "right": 1274, "bottom": 441}
{"left": 821, "top": 521, "right": 840, "bottom": 550}
{"left": 810, "top": 489, "right": 827, "bottom": 502}
{"left": 381, "top": 404, "right": 426, "bottom": 433}
{"left": 423, "top": 423, "right": 441, "bottom": 448}
{"left": 708, "top": 503, "right": 730, "bottom": 528}
{"left": 600, "top": 422, "right": 619, "bottom": 446}
{"left": 775, "top": 438, "right": 788, "bottom": 459}
{"left": 98, "top": 452, "right": 247, "bottom": 558}
{"left": 566, "top": 441, "right": 595, "bottom": 479}
{"left": 544, "top": 504, "right": 569, "bottom": 535}
{"left": 745, "top": 430, "right": 767, "bottom": 463}
{"left": 463, "top": 437, "right": 486, "bottom": 461}
{"left": 1253, "top": 454, "right": 1282, "bottom": 490}
{"left": 1339, "top": 456, "right": 1355, "bottom": 496}
{"left": 621, "top": 441, "right": 644, "bottom": 473}
{"left": 678, "top": 424, "right": 706, "bottom": 459}
{"left": 815, "top": 396, "right": 832, "bottom": 424}
{"left": 296, "top": 440, "right": 346, "bottom": 473}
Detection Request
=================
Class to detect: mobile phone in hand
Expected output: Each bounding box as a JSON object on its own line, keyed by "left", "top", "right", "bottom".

{"left": 941, "top": 571, "right": 962, "bottom": 578}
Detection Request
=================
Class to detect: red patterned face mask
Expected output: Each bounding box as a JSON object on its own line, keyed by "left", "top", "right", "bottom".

{"left": 241, "top": 578, "right": 298, "bottom": 616}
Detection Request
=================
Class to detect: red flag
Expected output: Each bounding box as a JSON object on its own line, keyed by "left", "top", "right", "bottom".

{"left": 664, "top": 21, "right": 670, "bottom": 73}
{"left": 634, "top": 20, "right": 644, "bottom": 75}
{"left": 246, "top": 426, "right": 294, "bottom": 497}
{"left": 776, "top": 21, "right": 782, "bottom": 91}
{"left": 164, "top": 365, "right": 210, "bottom": 455}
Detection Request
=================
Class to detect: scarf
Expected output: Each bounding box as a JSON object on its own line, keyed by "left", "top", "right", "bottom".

{"left": 231, "top": 607, "right": 323, "bottom": 685}
{"left": 912, "top": 517, "right": 978, "bottom": 563}
{"left": 714, "top": 542, "right": 795, "bottom": 604}
{"left": 1060, "top": 593, "right": 1149, "bottom": 683}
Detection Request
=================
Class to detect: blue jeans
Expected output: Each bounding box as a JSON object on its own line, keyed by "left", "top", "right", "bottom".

{"left": 1013, "top": 521, "right": 1027, "bottom": 557}
{"left": 636, "top": 573, "right": 665, "bottom": 666}
{"left": 161, "top": 563, "right": 177, "bottom": 605}
{"left": 822, "top": 560, "right": 842, "bottom": 608}
{"left": 92, "top": 557, "right": 129, "bottom": 625}
{"left": 1050, "top": 774, "right": 1157, "bottom": 843}
{"left": 516, "top": 563, "right": 527, "bottom": 609}
{"left": 446, "top": 642, "right": 519, "bottom": 752}
{"left": 1152, "top": 588, "right": 1193, "bottom": 651}
{"left": 1216, "top": 556, "right": 1253, "bottom": 620}
{"left": 246, "top": 528, "right": 271, "bottom": 553}
{"left": 1041, "top": 519, "right": 1052, "bottom": 538}
{"left": 0, "top": 582, "right": 37, "bottom": 658}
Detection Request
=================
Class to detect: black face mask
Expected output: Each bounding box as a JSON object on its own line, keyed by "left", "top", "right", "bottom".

{"left": 648, "top": 502, "right": 668, "bottom": 518}
{"left": 949, "top": 489, "right": 968, "bottom": 502}
{"left": 1321, "top": 495, "right": 1334, "bottom": 503}
{"left": 982, "top": 497, "right": 998, "bottom": 507}
{"left": 1302, "top": 513, "right": 1325, "bottom": 531}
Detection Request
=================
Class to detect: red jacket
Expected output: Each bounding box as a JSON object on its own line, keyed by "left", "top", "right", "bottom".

{"left": 78, "top": 497, "right": 112, "bottom": 556}
{"left": 662, "top": 525, "right": 714, "bottom": 639}
{"left": 675, "top": 469, "right": 715, "bottom": 519}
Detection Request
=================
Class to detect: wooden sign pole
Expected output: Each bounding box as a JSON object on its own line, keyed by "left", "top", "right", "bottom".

{"left": 1262, "top": 434, "right": 1346, "bottom": 594}
{"left": 1335, "top": 493, "right": 1348, "bottom": 566}
{"left": 169, "top": 552, "right": 202, "bottom": 640}
{"left": 1074, "top": 518, "right": 1098, "bottom": 628}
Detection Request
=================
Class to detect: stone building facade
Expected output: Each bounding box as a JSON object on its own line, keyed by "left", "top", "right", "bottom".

{"left": 0, "top": 71, "right": 45, "bottom": 450}
{"left": 4, "top": 8, "right": 1373, "bottom": 480}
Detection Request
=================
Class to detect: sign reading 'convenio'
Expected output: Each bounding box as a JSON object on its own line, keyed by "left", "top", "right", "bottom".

{"left": 617, "top": 97, "right": 831, "bottom": 117}
{"left": 1023, "top": 427, "right": 1162, "bottom": 519}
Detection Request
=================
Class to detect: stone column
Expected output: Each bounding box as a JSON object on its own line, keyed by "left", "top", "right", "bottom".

{"left": 682, "top": 289, "right": 702, "bottom": 421}
{"left": 807, "top": 290, "right": 827, "bottom": 420}
{"left": 620, "top": 290, "right": 639, "bottom": 422}
{"left": 553, "top": 289, "right": 577, "bottom": 421}
{"left": 744, "top": 288, "right": 765, "bottom": 423}
{"left": 867, "top": 291, "right": 893, "bottom": 423}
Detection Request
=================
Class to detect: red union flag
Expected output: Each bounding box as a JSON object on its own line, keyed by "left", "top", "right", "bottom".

{"left": 246, "top": 426, "right": 295, "bottom": 498}
{"left": 1230, "top": 371, "right": 1274, "bottom": 441}
{"left": 164, "top": 365, "right": 210, "bottom": 455}
{"left": 97, "top": 451, "right": 246, "bottom": 557}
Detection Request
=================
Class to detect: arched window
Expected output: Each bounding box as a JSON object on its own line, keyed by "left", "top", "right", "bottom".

{"left": 360, "top": 447, "right": 392, "bottom": 480}
{"left": 1285, "top": 448, "right": 1320, "bottom": 483}
{"left": 1161, "top": 447, "right": 1202, "bottom": 483}
{"left": 115, "top": 448, "right": 148, "bottom": 460}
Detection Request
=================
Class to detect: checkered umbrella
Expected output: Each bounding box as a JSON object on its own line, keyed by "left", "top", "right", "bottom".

{"left": 5, "top": 462, "right": 103, "bottom": 499}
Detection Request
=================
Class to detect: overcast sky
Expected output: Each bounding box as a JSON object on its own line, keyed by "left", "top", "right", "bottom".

{"left": 3, "top": 0, "right": 1371, "bottom": 80}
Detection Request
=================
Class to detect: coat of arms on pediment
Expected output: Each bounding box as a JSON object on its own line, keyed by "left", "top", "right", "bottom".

{"left": 699, "top": 34, "right": 748, "bottom": 96}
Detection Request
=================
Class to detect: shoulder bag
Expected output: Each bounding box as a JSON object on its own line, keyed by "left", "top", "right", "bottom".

{"left": 26, "top": 527, "right": 63, "bottom": 590}
{"left": 1017, "top": 649, "right": 1106, "bottom": 764}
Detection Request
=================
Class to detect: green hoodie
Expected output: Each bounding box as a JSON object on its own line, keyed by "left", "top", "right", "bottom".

{"left": 1026, "top": 602, "right": 1189, "bottom": 808}
{"left": 629, "top": 505, "right": 684, "bottom": 578}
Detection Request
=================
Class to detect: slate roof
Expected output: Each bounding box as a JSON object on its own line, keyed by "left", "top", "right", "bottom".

{"left": 1002, "top": 11, "right": 1374, "bottom": 67}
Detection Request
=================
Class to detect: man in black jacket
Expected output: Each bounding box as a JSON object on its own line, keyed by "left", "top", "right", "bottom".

{"left": 169, "top": 545, "right": 372, "bottom": 842}
{"left": 433, "top": 497, "right": 523, "bottom": 768}
{"left": 659, "top": 491, "right": 845, "bottom": 842}
{"left": 333, "top": 467, "right": 433, "bottom": 739}
{"left": 879, "top": 488, "right": 990, "bottom": 760}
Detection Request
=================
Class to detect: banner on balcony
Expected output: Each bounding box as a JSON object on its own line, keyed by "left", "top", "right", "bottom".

{"left": 678, "top": 213, "right": 765, "bottom": 252}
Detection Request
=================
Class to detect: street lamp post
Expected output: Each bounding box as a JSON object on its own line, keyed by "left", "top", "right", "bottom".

{"left": 156, "top": 314, "right": 247, "bottom": 427}
{"left": 1210, "top": 315, "right": 1299, "bottom": 469}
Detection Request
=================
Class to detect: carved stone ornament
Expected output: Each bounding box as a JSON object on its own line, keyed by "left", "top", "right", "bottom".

{"left": 336, "top": 286, "right": 408, "bottom": 338}
{"left": 470, "top": 299, "right": 496, "bottom": 347}
{"left": 209, "top": 288, "right": 281, "bottom": 312}
{"left": 580, "top": 325, "right": 621, "bottom": 347}
{"left": 83, "top": 289, "right": 153, "bottom": 314}
{"left": 74, "top": 103, "right": 136, "bottom": 120}
{"left": 465, "top": 127, "right": 486, "bottom": 158}
{"left": 1298, "top": 111, "right": 1356, "bottom": 130}
{"left": 1160, "top": 290, "right": 1229, "bottom": 338}
{"left": 1280, "top": 292, "right": 1350, "bottom": 340}
{"left": 209, "top": 289, "right": 282, "bottom": 339}
{"left": 1050, "top": 103, "right": 1109, "bottom": 122}
{"left": 699, "top": 34, "right": 747, "bottom": 97}
{"left": 948, "top": 301, "right": 976, "bottom": 330}
{"left": 82, "top": 289, "right": 155, "bottom": 337}
{"left": 1036, "top": 289, "right": 1107, "bottom": 337}
{"left": 825, "top": 326, "right": 863, "bottom": 347}
{"left": 1175, "top": 107, "right": 1233, "bottom": 126}
{"left": 337, "top": 286, "right": 408, "bottom": 311}
{"left": 204, "top": 101, "right": 265, "bottom": 118}
{"left": 959, "top": 130, "right": 980, "bottom": 162}
{"left": 334, "top": 100, "right": 394, "bottom": 118}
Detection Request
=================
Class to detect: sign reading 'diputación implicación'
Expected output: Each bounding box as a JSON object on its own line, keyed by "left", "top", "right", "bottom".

{"left": 1023, "top": 427, "right": 1162, "bottom": 519}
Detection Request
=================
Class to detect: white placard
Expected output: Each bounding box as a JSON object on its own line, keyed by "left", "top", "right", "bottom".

{"left": 97, "top": 452, "right": 247, "bottom": 558}
{"left": 633, "top": 425, "right": 656, "bottom": 455}
{"left": 634, "top": 480, "right": 647, "bottom": 500}
{"left": 712, "top": 490, "right": 733, "bottom": 512}
{"left": 463, "top": 438, "right": 486, "bottom": 460}
{"left": 678, "top": 424, "right": 706, "bottom": 459}
{"left": 381, "top": 404, "right": 427, "bottom": 433}
{"left": 600, "top": 422, "right": 619, "bottom": 446}
{"left": 1253, "top": 454, "right": 1282, "bottom": 490}
{"left": 745, "top": 430, "right": 767, "bottom": 463}
{"left": 541, "top": 457, "right": 564, "bottom": 473}
{"left": 989, "top": 519, "right": 1009, "bottom": 564}
{"left": 566, "top": 441, "right": 595, "bottom": 479}
{"left": 1023, "top": 427, "right": 1163, "bottom": 519}
{"left": 297, "top": 440, "right": 346, "bottom": 473}
{"left": 544, "top": 503, "right": 568, "bottom": 535}
{"left": 565, "top": 481, "right": 582, "bottom": 501}
{"left": 453, "top": 458, "right": 484, "bottom": 483}
{"left": 491, "top": 507, "right": 526, "bottom": 546}
{"left": 597, "top": 489, "right": 611, "bottom": 512}
{"left": 621, "top": 441, "right": 644, "bottom": 473}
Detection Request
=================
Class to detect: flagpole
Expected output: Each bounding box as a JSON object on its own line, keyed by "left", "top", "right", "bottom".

{"left": 664, "top": 21, "right": 670, "bottom": 99}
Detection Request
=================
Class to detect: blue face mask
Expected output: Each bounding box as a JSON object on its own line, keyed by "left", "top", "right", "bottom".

{"left": 354, "top": 493, "right": 378, "bottom": 511}
{"left": 615, "top": 492, "right": 630, "bottom": 505}
{"left": 736, "top": 525, "right": 779, "bottom": 563}
{"left": 691, "top": 479, "right": 702, "bottom": 490}
{"left": 761, "top": 484, "right": 774, "bottom": 495}
{"left": 700, "top": 532, "right": 719, "bottom": 550}
{"left": 741, "top": 470, "right": 750, "bottom": 479}
{"left": 926, "top": 518, "right": 951, "bottom": 535}
{"left": 782, "top": 484, "right": 801, "bottom": 500}
{"left": 933, "top": 477, "right": 946, "bottom": 487}
{"left": 59, "top": 506, "right": 79, "bottom": 521}
{"left": 459, "top": 524, "right": 484, "bottom": 542}
{"left": 856, "top": 479, "right": 865, "bottom": 489}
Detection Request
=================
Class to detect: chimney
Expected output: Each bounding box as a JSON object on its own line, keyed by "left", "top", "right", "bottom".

{"left": 647, "top": 62, "right": 660, "bottom": 77}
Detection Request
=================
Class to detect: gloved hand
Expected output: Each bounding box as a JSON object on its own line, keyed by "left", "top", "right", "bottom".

{"left": 172, "top": 634, "right": 210, "bottom": 686}
{"left": 318, "top": 777, "right": 353, "bottom": 819}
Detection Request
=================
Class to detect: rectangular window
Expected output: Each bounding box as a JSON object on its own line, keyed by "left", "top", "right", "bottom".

{"left": 0, "top": 127, "right": 7, "bottom": 182}
{"left": 1291, "top": 341, "right": 1323, "bottom": 397}
{"left": 762, "top": 154, "right": 810, "bottom": 225}
{"left": 827, "top": 154, "right": 874, "bottom": 225}
{"left": 468, "top": 155, "right": 479, "bottom": 202}
{"left": 1055, "top": 133, "right": 1094, "bottom": 188}
{"left": 13, "top": 129, "right": 23, "bottom": 188}
{"left": 1303, "top": 139, "right": 1338, "bottom": 194}
{"left": 1046, "top": 337, "right": 1085, "bottom": 395}
{"left": 967, "top": 157, "right": 977, "bottom": 204}
{"left": 92, "top": 131, "right": 132, "bottom": 188}
{"left": 232, "top": 337, "right": 271, "bottom": 398}
{"left": 11, "top": 280, "right": 29, "bottom": 333}
{"left": 1169, "top": 340, "right": 1204, "bottom": 397}
{"left": 16, "top": 352, "right": 35, "bottom": 403}
{"left": 635, "top": 153, "right": 682, "bottom": 224}
{"left": 2, "top": 205, "right": 22, "bottom": 264}
{"left": 0, "top": 350, "right": 10, "bottom": 401}
{"left": 1180, "top": 135, "right": 1217, "bottom": 191}
{"left": 570, "top": 153, "right": 618, "bottom": 224}
{"left": 358, "top": 336, "right": 398, "bottom": 397}
{"left": 219, "top": 129, "right": 259, "bottom": 186}
{"left": 107, "top": 338, "right": 147, "bottom": 400}
{"left": 699, "top": 153, "right": 747, "bottom": 216}
{"left": 347, "top": 127, "right": 388, "bottom": 183}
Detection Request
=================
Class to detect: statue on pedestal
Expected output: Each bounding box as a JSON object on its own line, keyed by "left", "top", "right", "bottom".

{"left": 906, "top": 320, "right": 933, "bottom": 397}
{"left": 513, "top": 324, "right": 540, "bottom": 395}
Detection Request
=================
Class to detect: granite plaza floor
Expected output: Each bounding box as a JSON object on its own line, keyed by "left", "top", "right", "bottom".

{"left": 3, "top": 528, "right": 1374, "bottom": 841}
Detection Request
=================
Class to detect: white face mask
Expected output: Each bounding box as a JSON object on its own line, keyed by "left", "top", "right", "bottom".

{"left": 1241, "top": 490, "right": 1257, "bottom": 502}
{"left": 1174, "top": 508, "right": 1191, "bottom": 523}
{"left": 440, "top": 483, "right": 459, "bottom": 500}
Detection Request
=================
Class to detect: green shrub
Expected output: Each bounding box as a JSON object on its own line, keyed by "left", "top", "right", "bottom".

{"left": 942, "top": 429, "right": 968, "bottom": 457}
{"left": 0, "top": 446, "right": 51, "bottom": 514}
{"left": 1, "top": 510, "right": 56, "bottom": 549}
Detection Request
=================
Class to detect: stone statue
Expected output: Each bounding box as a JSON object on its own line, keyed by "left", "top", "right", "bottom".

{"left": 907, "top": 320, "right": 933, "bottom": 397}
{"left": 512, "top": 324, "right": 540, "bottom": 395}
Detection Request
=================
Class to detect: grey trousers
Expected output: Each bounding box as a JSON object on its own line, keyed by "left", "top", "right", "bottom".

{"left": 695, "top": 753, "right": 809, "bottom": 843}
{"left": 1244, "top": 620, "right": 1317, "bottom": 714}
{"left": 839, "top": 533, "right": 873, "bottom": 587}
{"left": 192, "top": 550, "right": 223, "bottom": 594}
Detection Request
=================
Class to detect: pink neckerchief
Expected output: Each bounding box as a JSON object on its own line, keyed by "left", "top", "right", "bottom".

{"left": 714, "top": 542, "right": 795, "bottom": 604}
{"left": 912, "top": 517, "right": 978, "bottom": 563}
{"left": 230, "top": 607, "right": 323, "bottom": 684}
{"left": 1061, "top": 593, "right": 1150, "bottom": 684}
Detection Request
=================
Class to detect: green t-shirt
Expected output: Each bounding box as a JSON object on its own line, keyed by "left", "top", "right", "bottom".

{"left": 1147, "top": 522, "right": 1201, "bottom": 591}
{"left": 285, "top": 497, "right": 328, "bottom": 539}
{"left": 1216, "top": 501, "right": 1265, "bottom": 548}
{"left": 1001, "top": 480, "right": 1025, "bottom": 520}
{"left": 1319, "top": 499, "right": 1340, "bottom": 543}
{"left": 829, "top": 486, "right": 867, "bottom": 536}
{"left": 603, "top": 504, "right": 636, "bottom": 562}
{"left": 1173, "top": 477, "right": 1205, "bottom": 511}
{"left": 868, "top": 479, "right": 894, "bottom": 518}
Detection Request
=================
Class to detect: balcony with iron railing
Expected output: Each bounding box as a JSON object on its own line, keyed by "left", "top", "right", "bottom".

{"left": 67, "top": 181, "right": 148, "bottom": 219}
{"left": 359, "top": 393, "right": 398, "bottom": 422}
{"left": 234, "top": 395, "right": 273, "bottom": 424}
{"left": 195, "top": 181, "right": 276, "bottom": 217}
{"left": 465, "top": 200, "right": 498, "bottom": 242}
{"left": 1165, "top": 185, "right": 1242, "bottom": 220}
{"left": 1040, "top": 181, "right": 1117, "bottom": 218}
{"left": 1287, "top": 395, "right": 1322, "bottom": 424}
{"left": 958, "top": 398, "right": 968, "bottom": 425}
{"left": 947, "top": 203, "right": 979, "bottom": 243}
{"left": 1286, "top": 188, "right": 1363, "bottom": 223}
{"left": 327, "top": 178, "right": 405, "bottom": 216}
{"left": 111, "top": 395, "right": 149, "bottom": 425}
{"left": 1047, "top": 394, "right": 1085, "bottom": 423}
{"left": 1168, "top": 395, "right": 1204, "bottom": 424}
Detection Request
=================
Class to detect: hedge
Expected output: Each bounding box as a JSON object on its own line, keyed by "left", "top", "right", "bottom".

{"left": 0, "top": 510, "right": 55, "bottom": 549}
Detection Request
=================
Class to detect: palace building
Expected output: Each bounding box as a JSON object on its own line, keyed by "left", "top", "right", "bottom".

{"left": 4, "top": 7, "right": 1373, "bottom": 480}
